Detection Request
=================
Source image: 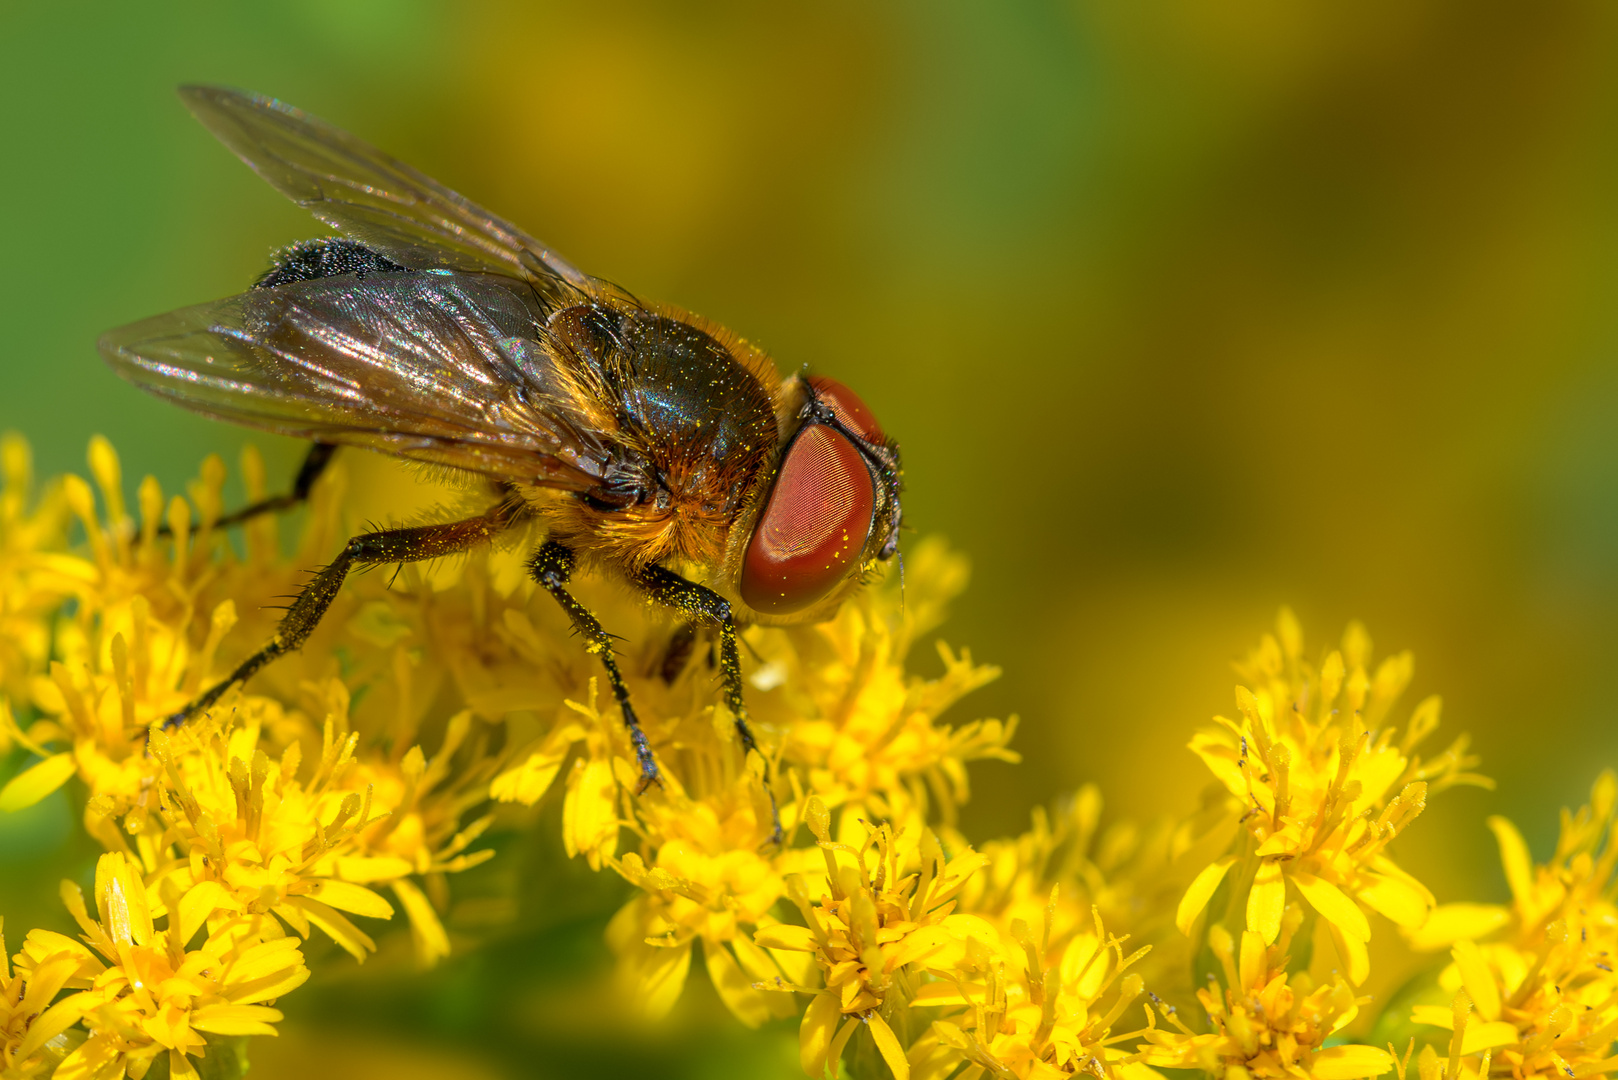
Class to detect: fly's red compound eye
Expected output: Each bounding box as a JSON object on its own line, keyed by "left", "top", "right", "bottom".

{"left": 741, "top": 425, "right": 875, "bottom": 615}
{"left": 808, "top": 375, "right": 883, "bottom": 442}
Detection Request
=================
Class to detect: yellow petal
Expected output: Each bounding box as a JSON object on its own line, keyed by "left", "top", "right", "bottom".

{"left": 330, "top": 856, "right": 414, "bottom": 883}
{"left": 485, "top": 738, "right": 569, "bottom": 806}
{"left": 755, "top": 924, "right": 819, "bottom": 952}
{"left": 228, "top": 937, "right": 304, "bottom": 979}
{"left": 1239, "top": 930, "right": 1267, "bottom": 991}
{"left": 705, "top": 939, "right": 772, "bottom": 1029}
{"left": 1248, "top": 861, "right": 1286, "bottom": 944}
{"left": 1113, "top": 1063, "right": 1169, "bottom": 1080}
{"left": 827, "top": 1012, "right": 859, "bottom": 1072}
{"left": 17, "top": 950, "right": 87, "bottom": 1014}
{"left": 1411, "top": 1005, "right": 1454, "bottom": 1029}
{"left": 1414, "top": 1006, "right": 1519, "bottom": 1053}
{"left": 393, "top": 878, "right": 451, "bottom": 968}
{"left": 177, "top": 881, "right": 239, "bottom": 945}
{"left": 1459, "top": 1021, "right": 1519, "bottom": 1054}
{"left": 1407, "top": 904, "right": 1510, "bottom": 951}
{"left": 286, "top": 897, "right": 375, "bottom": 961}
{"left": 1416, "top": 1043, "right": 1442, "bottom": 1080}
{"left": 189, "top": 1003, "right": 284, "bottom": 1037}
{"left": 563, "top": 756, "right": 619, "bottom": 868}
{"left": 223, "top": 938, "right": 309, "bottom": 1004}
{"left": 800, "top": 992, "right": 842, "bottom": 1079}
{"left": 1358, "top": 872, "right": 1432, "bottom": 929}
{"left": 1312, "top": 1044, "right": 1396, "bottom": 1079}
{"left": 1452, "top": 940, "right": 1500, "bottom": 1021}
{"left": 925, "top": 849, "right": 990, "bottom": 910}
{"left": 1189, "top": 734, "right": 1247, "bottom": 799}
{"left": 884, "top": 925, "right": 955, "bottom": 973}
{"left": 0, "top": 752, "right": 75, "bottom": 812}
{"left": 49, "top": 1031, "right": 120, "bottom": 1080}
{"left": 1294, "top": 872, "right": 1370, "bottom": 942}
{"left": 1370, "top": 855, "right": 1436, "bottom": 906}
{"left": 867, "top": 1012, "right": 911, "bottom": 1080}
{"left": 170, "top": 1047, "right": 200, "bottom": 1080}
{"left": 1177, "top": 856, "right": 1236, "bottom": 936}
{"left": 911, "top": 982, "right": 974, "bottom": 1008}
{"left": 14, "top": 991, "right": 90, "bottom": 1062}
{"left": 729, "top": 935, "right": 797, "bottom": 1019}
{"left": 1485, "top": 817, "right": 1533, "bottom": 906}
{"left": 302, "top": 879, "right": 394, "bottom": 920}
{"left": 630, "top": 939, "right": 692, "bottom": 1020}
{"left": 1325, "top": 916, "right": 1370, "bottom": 986}
{"left": 96, "top": 852, "right": 152, "bottom": 948}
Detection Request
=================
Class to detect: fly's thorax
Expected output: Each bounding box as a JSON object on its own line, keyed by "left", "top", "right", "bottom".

{"left": 523, "top": 301, "right": 786, "bottom": 572}
{"left": 544, "top": 303, "right": 779, "bottom": 513}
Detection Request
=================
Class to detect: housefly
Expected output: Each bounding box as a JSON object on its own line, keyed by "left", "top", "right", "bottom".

{"left": 99, "top": 87, "right": 903, "bottom": 797}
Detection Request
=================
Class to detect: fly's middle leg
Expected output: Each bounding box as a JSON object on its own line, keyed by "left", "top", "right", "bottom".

{"left": 529, "top": 541, "right": 662, "bottom": 792}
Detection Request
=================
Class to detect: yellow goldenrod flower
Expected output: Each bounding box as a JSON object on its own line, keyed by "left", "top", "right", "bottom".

{"left": 752, "top": 791, "right": 1163, "bottom": 1080}
{"left": 133, "top": 711, "right": 397, "bottom": 963}
{"left": 0, "top": 437, "right": 1019, "bottom": 1073}
{"left": 910, "top": 897, "right": 1157, "bottom": 1080}
{"left": 1140, "top": 918, "right": 1394, "bottom": 1079}
{"left": 0, "top": 434, "right": 72, "bottom": 726}
{"left": 1176, "top": 610, "right": 1488, "bottom": 983}
{"left": 9, "top": 852, "right": 307, "bottom": 1080}
{"left": 13, "top": 437, "right": 1575, "bottom": 1080}
{"left": 754, "top": 797, "right": 993, "bottom": 1080}
{"left": 1410, "top": 771, "right": 1618, "bottom": 1079}
{"left": 600, "top": 684, "right": 813, "bottom": 1026}
{"left": 2, "top": 916, "right": 81, "bottom": 1078}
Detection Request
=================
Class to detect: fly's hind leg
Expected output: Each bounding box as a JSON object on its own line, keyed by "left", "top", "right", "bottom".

{"left": 637, "top": 564, "right": 781, "bottom": 845}
{"left": 167, "top": 500, "right": 518, "bottom": 728}
{"left": 529, "top": 542, "right": 662, "bottom": 792}
{"left": 160, "top": 441, "right": 336, "bottom": 537}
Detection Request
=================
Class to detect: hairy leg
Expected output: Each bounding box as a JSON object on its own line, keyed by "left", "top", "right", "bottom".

{"left": 528, "top": 542, "right": 661, "bottom": 791}
{"left": 168, "top": 499, "right": 519, "bottom": 727}
{"left": 636, "top": 564, "right": 756, "bottom": 755}
{"left": 637, "top": 563, "right": 781, "bottom": 844}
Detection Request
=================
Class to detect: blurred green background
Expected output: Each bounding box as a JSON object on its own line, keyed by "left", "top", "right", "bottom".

{"left": 5, "top": 1, "right": 1618, "bottom": 1076}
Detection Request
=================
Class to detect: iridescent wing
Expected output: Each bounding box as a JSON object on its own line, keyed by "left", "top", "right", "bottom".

{"left": 178, "top": 85, "right": 622, "bottom": 306}
{"left": 99, "top": 271, "right": 617, "bottom": 488}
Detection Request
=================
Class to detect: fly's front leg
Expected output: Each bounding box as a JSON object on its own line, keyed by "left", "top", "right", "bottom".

{"left": 637, "top": 564, "right": 755, "bottom": 754}
{"left": 167, "top": 500, "right": 517, "bottom": 728}
{"left": 159, "top": 441, "right": 336, "bottom": 537}
{"left": 529, "top": 542, "right": 662, "bottom": 792}
{"left": 638, "top": 564, "right": 781, "bottom": 845}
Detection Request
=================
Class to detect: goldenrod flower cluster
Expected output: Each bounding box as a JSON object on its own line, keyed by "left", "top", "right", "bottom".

{"left": 0, "top": 436, "right": 1612, "bottom": 1080}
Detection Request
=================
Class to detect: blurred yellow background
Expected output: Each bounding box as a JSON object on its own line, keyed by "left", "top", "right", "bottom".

{"left": 4, "top": 2, "right": 1618, "bottom": 1076}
